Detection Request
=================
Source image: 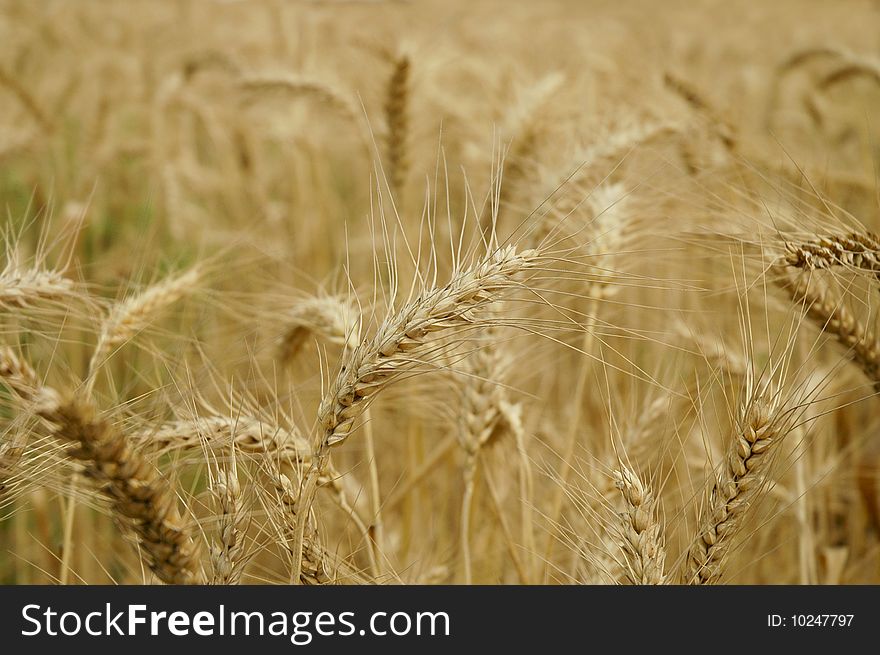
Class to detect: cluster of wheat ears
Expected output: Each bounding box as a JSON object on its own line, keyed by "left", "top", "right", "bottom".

{"left": 1, "top": 0, "right": 880, "bottom": 585}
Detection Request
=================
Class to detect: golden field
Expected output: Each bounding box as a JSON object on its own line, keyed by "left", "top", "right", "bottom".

{"left": 1, "top": 0, "right": 880, "bottom": 585}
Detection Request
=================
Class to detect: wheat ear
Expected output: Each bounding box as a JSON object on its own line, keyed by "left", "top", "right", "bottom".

{"left": 209, "top": 460, "right": 249, "bottom": 585}
{"left": 0, "top": 347, "right": 41, "bottom": 504}
{"left": 663, "top": 71, "right": 737, "bottom": 153}
{"left": 268, "top": 468, "right": 331, "bottom": 585}
{"left": 134, "top": 414, "right": 311, "bottom": 461}
{"left": 35, "top": 391, "right": 203, "bottom": 583}
{"left": 0, "top": 346, "right": 40, "bottom": 401}
{"left": 0, "top": 265, "right": 76, "bottom": 311}
{"left": 685, "top": 398, "right": 787, "bottom": 584}
{"left": 0, "top": 66, "right": 53, "bottom": 132}
{"left": 783, "top": 233, "right": 880, "bottom": 282}
{"left": 239, "top": 74, "right": 359, "bottom": 122}
{"left": 290, "top": 245, "right": 539, "bottom": 583}
{"left": 0, "top": 434, "right": 24, "bottom": 503}
{"left": 458, "top": 330, "right": 510, "bottom": 584}
{"left": 88, "top": 267, "right": 200, "bottom": 381}
{"left": 773, "top": 263, "right": 880, "bottom": 390}
{"left": 485, "top": 72, "right": 565, "bottom": 229}
{"left": 277, "top": 295, "right": 359, "bottom": 365}
{"left": 820, "top": 57, "right": 880, "bottom": 91}
{"left": 384, "top": 51, "right": 410, "bottom": 201}
{"left": 317, "top": 245, "right": 538, "bottom": 450}
{"left": 540, "top": 122, "right": 680, "bottom": 214}
{"left": 613, "top": 466, "right": 666, "bottom": 585}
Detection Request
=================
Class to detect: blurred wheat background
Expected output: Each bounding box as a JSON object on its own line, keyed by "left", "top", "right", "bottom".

{"left": 2, "top": 0, "right": 880, "bottom": 585}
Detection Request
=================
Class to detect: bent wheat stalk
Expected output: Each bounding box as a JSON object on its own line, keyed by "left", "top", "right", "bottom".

{"left": 291, "top": 245, "right": 541, "bottom": 582}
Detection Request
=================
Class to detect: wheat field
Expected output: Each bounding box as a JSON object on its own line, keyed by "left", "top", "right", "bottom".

{"left": 1, "top": 0, "right": 880, "bottom": 585}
